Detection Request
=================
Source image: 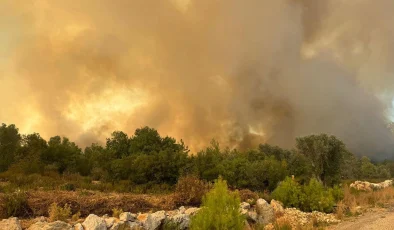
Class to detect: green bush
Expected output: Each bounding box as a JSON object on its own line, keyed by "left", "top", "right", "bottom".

{"left": 190, "top": 177, "right": 245, "bottom": 230}
{"left": 271, "top": 177, "right": 303, "bottom": 208}
{"left": 3, "top": 189, "right": 30, "bottom": 218}
{"left": 272, "top": 177, "right": 340, "bottom": 213}
{"left": 302, "top": 178, "right": 335, "bottom": 212}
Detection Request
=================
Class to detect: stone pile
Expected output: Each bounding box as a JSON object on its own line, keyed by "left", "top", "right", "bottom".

{"left": 264, "top": 200, "right": 340, "bottom": 230}
{"left": 0, "top": 199, "right": 341, "bottom": 230}
{"left": 350, "top": 180, "right": 393, "bottom": 191}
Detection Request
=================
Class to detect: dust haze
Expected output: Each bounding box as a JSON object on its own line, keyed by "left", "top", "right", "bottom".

{"left": 1, "top": 0, "right": 394, "bottom": 159}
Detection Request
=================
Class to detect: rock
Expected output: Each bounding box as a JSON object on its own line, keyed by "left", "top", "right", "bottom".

{"left": 74, "top": 223, "right": 84, "bottom": 230}
{"left": 270, "top": 199, "right": 284, "bottom": 215}
{"left": 28, "top": 221, "right": 72, "bottom": 230}
{"left": 350, "top": 180, "right": 393, "bottom": 191}
{"left": 143, "top": 211, "right": 166, "bottom": 230}
{"left": 109, "top": 221, "right": 123, "bottom": 230}
{"left": 128, "top": 222, "right": 142, "bottom": 230}
{"left": 110, "top": 221, "right": 142, "bottom": 230}
{"left": 243, "top": 220, "right": 252, "bottom": 230}
{"left": 240, "top": 202, "right": 251, "bottom": 215}
{"left": 104, "top": 217, "right": 116, "bottom": 228}
{"left": 109, "top": 221, "right": 125, "bottom": 230}
{"left": 246, "top": 211, "right": 258, "bottom": 222}
{"left": 178, "top": 206, "right": 186, "bottom": 214}
{"left": 256, "top": 199, "right": 275, "bottom": 225}
{"left": 82, "top": 214, "right": 107, "bottom": 230}
{"left": 184, "top": 208, "right": 200, "bottom": 216}
{"left": 240, "top": 202, "right": 251, "bottom": 210}
{"left": 119, "top": 212, "right": 136, "bottom": 222}
{"left": 137, "top": 213, "right": 148, "bottom": 223}
{"left": 0, "top": 217, "right": 22, "bottom": 230}
{"left": 168, "top": 214, "right": 190, "bottom": 230}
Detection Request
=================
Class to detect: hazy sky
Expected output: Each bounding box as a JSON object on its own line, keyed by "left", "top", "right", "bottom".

{"left": 1, "top": 0, "right": 394, "bottom": 158}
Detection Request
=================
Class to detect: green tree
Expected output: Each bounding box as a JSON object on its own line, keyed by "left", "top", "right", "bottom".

{"left": 288, "top": 152, "right": 313, "bottom": 184}
{"left": 296, "top": 134, "right": 346, "bottom": 186}
{"left": 15, "top": 133, "right": 47, "bottom": 174}
{"left": 41, "top": 136, "right": 82, "bottom": 173}
{"left": 190, "top": 177, "right": 245, "bottom": 230}
{"left": 360, "top": 156, "right": 377, "bottom": 179}
{"left": 194, "top": 140, "right": 224, "bottom": 181}
{"left": 106, "top": 131, "right": 130, "bottom": 158}
{"left": 0, "top": 124, "right": 21, "bottom": 172}
{"left": 247, "top": 157, "right": 287, "bottom": 191}
{"left": 258, "top": 143, "right": 291, "bottom": 161}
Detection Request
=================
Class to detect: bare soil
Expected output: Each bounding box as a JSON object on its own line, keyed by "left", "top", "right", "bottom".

{"left": 332, "top": 206, "right": 394, "bottom": 230}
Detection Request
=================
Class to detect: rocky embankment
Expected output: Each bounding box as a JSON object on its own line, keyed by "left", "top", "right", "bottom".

{"left": 0, "top": 199, "right": 340, "bottom": 230}
{"left": 350, "top": 180, "right": 393, "bottom": 191}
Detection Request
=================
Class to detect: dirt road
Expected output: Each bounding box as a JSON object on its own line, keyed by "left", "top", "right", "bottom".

{"left": 333, "top": 208, "right": 394, "bottom": 230}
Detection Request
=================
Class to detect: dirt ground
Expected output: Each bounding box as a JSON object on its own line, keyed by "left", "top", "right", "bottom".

{"left": 332, "top": 207, "right": 394, "bottom": 230}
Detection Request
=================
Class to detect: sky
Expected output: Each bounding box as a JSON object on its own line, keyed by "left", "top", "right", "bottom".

{"left": 1, "top": 0, "right": 394, "bottom": 159}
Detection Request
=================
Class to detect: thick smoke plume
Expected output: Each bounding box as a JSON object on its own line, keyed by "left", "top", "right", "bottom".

{"left": 1, "top": 0, "right": 394, "bottom": 159}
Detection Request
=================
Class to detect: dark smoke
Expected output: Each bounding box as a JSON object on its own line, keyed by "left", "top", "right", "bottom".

{"left": 0, "top": 0, "right": 393, "bottom": 159}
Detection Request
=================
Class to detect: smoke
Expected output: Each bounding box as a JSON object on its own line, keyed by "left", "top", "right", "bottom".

{"left": 1, "top": 0, "right": 394, "bottom": 159}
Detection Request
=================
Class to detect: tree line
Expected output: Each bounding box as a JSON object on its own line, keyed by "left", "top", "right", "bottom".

{"left": 0, "top": 123, "right": 393, "bottom": 192}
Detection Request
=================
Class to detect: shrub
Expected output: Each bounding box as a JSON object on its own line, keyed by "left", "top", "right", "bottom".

{"left": 48, "top": 203, "right": 71, "bottom": 222}
{"left": 3, "top": 189, "right": 30, "bottom": 218}
{"left": 272, "top": 177, "right": 340, "bottom": 213}
{"left": 238, "top": 189, "right": 259, "bottom": 203}
{"left": 163, "top": 220, "right": 182, "bottom": 230}
{"left": 174, "top": 175, "right": 208, "bottom": 206}
{"left": 112, "top": 208, "right": 123, "bottom": 218}
{"left": 271, "top": 177, "right": 303, "bottom": 208}
{"left": 60, "top": 183, "right": 76, "bottom": 191}
{"left": 190, "top": 177, "right": 245, "bottom": 230}
{"left": 71, "top": 211, "right": 81, "bottom": 221}
{"left": 302, "top": 178, "right": 335, "bottom": 212}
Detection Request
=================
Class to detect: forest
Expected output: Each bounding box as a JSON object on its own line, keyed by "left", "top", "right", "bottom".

{"left": 1, "top": 123, "right": 392, "bottom": 195}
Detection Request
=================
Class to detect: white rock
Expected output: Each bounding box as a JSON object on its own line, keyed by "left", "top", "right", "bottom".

{"left": 74, "top": 223, "right": 84, "bottom": 230}
{"left": 178, "top": 206, "right": 186, "bottom": 214}
{"left": 119, "top": 212, "right": 136, "bottom": 222}
{"left": 28, "top": 221, "right": 72, "bottom": 230}
{"left": 143, "top": 211, "right": 166, "bottom": 230}
{"left": 184, "top": 208, "right": 200, "bottom": 216}
{"left": 104, "top": 217, "right": 116, "bottom": 228}
{"left": 0, "top": 218, "right": 22, "bottom": 230}
{"left": 110, "top": 221, "right": 141, "bottom": 230}
{"left": 168, "top": 214, "right": 190, "bottom": 230}
{"left": 256, "top": 198, "right": 275, "bottom": 225}
{"left": 240, "top": 202, "right": 251, "bottom": 210}
{"left": 82, "top": 214, "right": 107, "bottom": 230}
{"left": 246, "top": 211, "right": 258, "bottom": 222}
{"left": 270, "top": 199, "right": 284, "bottom": 215}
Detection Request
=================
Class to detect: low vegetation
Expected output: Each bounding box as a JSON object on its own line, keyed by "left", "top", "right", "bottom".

{"left": 48, "top": 203, "right": 71, "bottom": 222}
{"left": 272, "top": 177, "right": 343, "bottom": 213}
{"left": 0, "top": 122, "right": 394, "bottom": 220}
{"left": 190, "top": 177, "right": 245, "bottom": 230}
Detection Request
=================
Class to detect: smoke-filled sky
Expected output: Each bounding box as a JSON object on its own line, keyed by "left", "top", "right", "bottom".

{"left": 1, "top": 0, "right": 394, "bottom": 159}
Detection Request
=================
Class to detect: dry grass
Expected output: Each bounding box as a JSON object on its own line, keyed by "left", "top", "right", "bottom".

{"left": 174, "top": 175, "right": 209, "bottom": 206}
{"left": 48, "top": 203, "right": 71, "bottom": 222}
{"left": 338, "top": 185, "right": 394, "bottom": 216}
{"left": 0, "top": 190, "right": 177, "bottom": 218}
{"left": 112, "top": 208, "right": 123, "bottom": 218}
